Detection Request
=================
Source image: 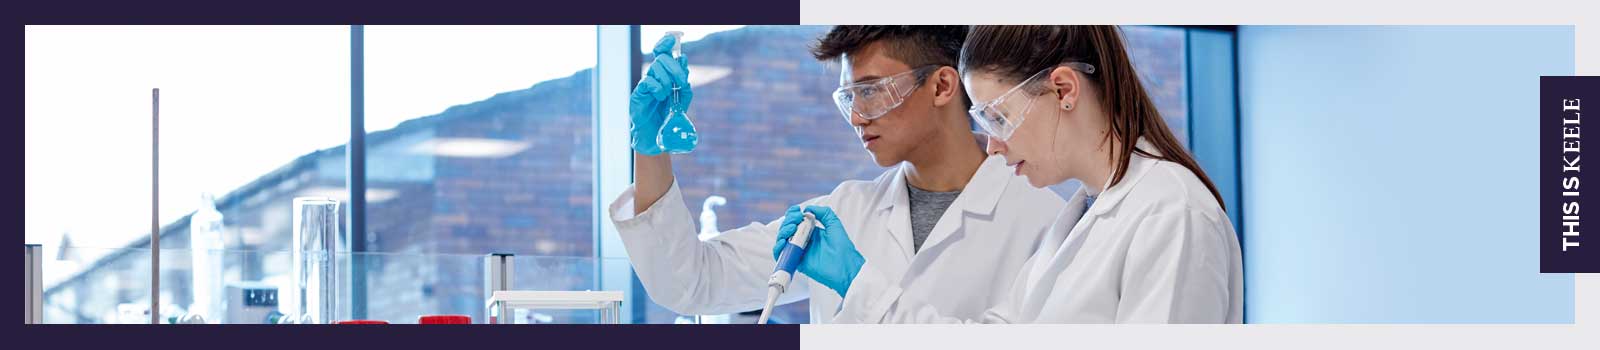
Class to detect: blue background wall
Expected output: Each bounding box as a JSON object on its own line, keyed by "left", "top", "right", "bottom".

{"left": 1237, "top": 26, "right": 1575, "bottom": 323}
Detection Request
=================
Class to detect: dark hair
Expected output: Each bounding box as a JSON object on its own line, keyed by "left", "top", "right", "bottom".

{"left": 960, "top": 25, "right": 1225, "bottom": 211}
{"left": 812, "top": 25, "right": 970, "bottom": 107}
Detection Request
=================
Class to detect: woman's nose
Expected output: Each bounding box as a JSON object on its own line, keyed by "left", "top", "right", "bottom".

{"left": 986, "top": 136, "right": 1007, "bottom": 155}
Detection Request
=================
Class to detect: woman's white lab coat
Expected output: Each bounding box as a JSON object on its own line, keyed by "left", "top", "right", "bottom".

{"left": 608, "top": 155, "right": 1064, "bottom": 323}
{"left": 832, "top": 141, "right": 1244, "bottom": 323}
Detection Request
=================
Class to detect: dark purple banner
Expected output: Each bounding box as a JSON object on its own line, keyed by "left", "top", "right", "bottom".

{"left": 9, "top": 0, "right": 801, "bottom": 24}
{"left": 1541, "top": 76, "right": 1598, "bottom": 273}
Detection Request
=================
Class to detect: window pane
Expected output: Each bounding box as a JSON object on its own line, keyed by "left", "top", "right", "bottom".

{"left": 1123, "top": 25, "right": 1190, "bottom": 145}
{"left": 26, "top": 25, "right": 350, "bottom": 323}
{"left": 363, "top": 25, "right": 597, "bottom": 322}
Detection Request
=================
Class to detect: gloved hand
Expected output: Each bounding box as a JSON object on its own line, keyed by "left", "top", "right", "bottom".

{"left": 629, "top": 33, "right": 693, "bottom": 156}
{"left": 773, "top": 205, "right": 865, "bottom": 297}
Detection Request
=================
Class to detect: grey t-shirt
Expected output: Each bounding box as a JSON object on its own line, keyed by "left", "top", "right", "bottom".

{"left": 907, "top": 184, "right": 962, "bottom": 253}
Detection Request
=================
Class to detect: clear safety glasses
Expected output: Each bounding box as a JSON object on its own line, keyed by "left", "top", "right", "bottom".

{"left": 831, "top": 65, "right": 940, "bottom": 122}
{"left": 968, "top": 62, "right": 1096, "bottom": 141}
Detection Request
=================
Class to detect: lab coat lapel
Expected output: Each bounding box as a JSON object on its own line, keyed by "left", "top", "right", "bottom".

{"left": 1039, "top": 186, "right": 1088, "bottom": 253}
{"left": 1018, "top": 143, "right": 1162, "bottom": 320}
{"left": 1019, "top": 188, "right": 1095, "bottom": 321}
{"left": 1036, "top": 141, "right": 1161, "bottom": 277}
{"left": 1086, "top": 138, "right": 1160, "bottom": 217}
{"left": 914, "top": 156, "right": 1011, "bottom": 256}
{"left": 876, "top": 164, "right": 916, "bottom": 264}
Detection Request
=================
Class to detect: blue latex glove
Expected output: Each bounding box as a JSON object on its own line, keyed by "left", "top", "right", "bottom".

{"left": 629, "top": 34, "right": 693, "bottom": 155}
{"left": 773, "top": 205, "right": 865, "bottom": 297}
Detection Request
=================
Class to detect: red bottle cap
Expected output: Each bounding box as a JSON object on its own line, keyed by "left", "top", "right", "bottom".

{"left": 417, "top": 315, "right": 471, "bottom": 324}
{"left": 336, "top": 320, "right": 389, "bottom": 325}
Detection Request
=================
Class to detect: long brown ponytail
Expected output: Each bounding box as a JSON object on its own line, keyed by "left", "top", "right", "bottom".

{"left": 961, "top": 25, "right": 1225, "bottom": 211}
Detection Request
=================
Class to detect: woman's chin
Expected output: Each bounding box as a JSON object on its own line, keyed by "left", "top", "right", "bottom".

{"left": 1020, "top": 170, "right": 1068, "bottom": 189}
{"left": 1021, "top": 172, "right": 1051, "bottom": 188}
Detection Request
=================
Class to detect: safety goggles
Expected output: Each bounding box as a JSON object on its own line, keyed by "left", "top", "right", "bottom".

{"left": 968, "top": 62, "right": 1096, "bottom": 141}
{"left": 831, "top": 65, "right": 940, "bottom": 122}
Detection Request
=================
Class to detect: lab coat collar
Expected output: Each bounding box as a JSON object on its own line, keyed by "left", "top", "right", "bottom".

{"left": 902, "top": 155, "right": 1016, "bottom": 259}
{"left": 870, "top": 153, "right": 1013, "bottom": 260}
{"left": 953, "top": 155, "right": 1013, "bottom": 216}
{"left": 876, "top": 165, "right": 909, "bottom": 212}
{"left": 1085, "top": 138, "right": 1160, "bottom": 217}
{"left": 873, "top": 154, "right": 1011, "bottom": 216}
{"left": 877, "top": 164, "right": 915, "bottom": 260}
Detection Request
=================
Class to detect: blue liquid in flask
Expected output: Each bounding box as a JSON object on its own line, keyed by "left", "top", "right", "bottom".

{"left": 659, "top": 89, "right": 698, "bottom": 153}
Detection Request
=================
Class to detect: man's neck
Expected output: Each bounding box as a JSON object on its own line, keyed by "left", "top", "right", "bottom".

{"left": 903, "top": 127, "right": 987, "bottom": 193}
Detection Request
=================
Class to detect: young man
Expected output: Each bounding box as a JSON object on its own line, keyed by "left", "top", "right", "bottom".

{"left": 609, "top": 26, "right": 1063, "bottom": 323}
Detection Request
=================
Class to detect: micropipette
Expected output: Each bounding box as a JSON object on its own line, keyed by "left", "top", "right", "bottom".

{"left": 757, "top": 212, "right": 820, "bottom": 324}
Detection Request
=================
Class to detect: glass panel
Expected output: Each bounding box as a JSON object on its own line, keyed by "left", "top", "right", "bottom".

{"left": 362, "top": 25, "right": 599, "bottom": 321}
{"left": 1122, "top": 25, "right": 1190, "bottom": 146}
{"left": 362, "top": 25, "right": 597, "bottom": 257}
{"left": 40, "top": 245, "right": 621, "bottom": 324}
{"left": 25, "top": 25, "right": 351, "bottom": 324}
{"left": 505, "top": 256, "right": 613, "bottom": 324}
{"left": 40, "top": 246, "right": 153, "bottom": 324}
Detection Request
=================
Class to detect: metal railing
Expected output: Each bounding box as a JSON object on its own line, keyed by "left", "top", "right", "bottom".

{"left": 25, "top": 244, "right": 43, "bottom": 324}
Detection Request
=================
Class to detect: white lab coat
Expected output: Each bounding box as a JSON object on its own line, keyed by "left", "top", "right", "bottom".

{"left": 833, "top": 140, "right": 1244, "bottom": 323}
{"left": 608, "top": 155, "right": 1064, "bottom": 323}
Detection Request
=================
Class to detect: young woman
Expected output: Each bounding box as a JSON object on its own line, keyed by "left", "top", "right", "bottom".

{"left": 834, "top": 25, "right": 1243, "bottom": 323}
